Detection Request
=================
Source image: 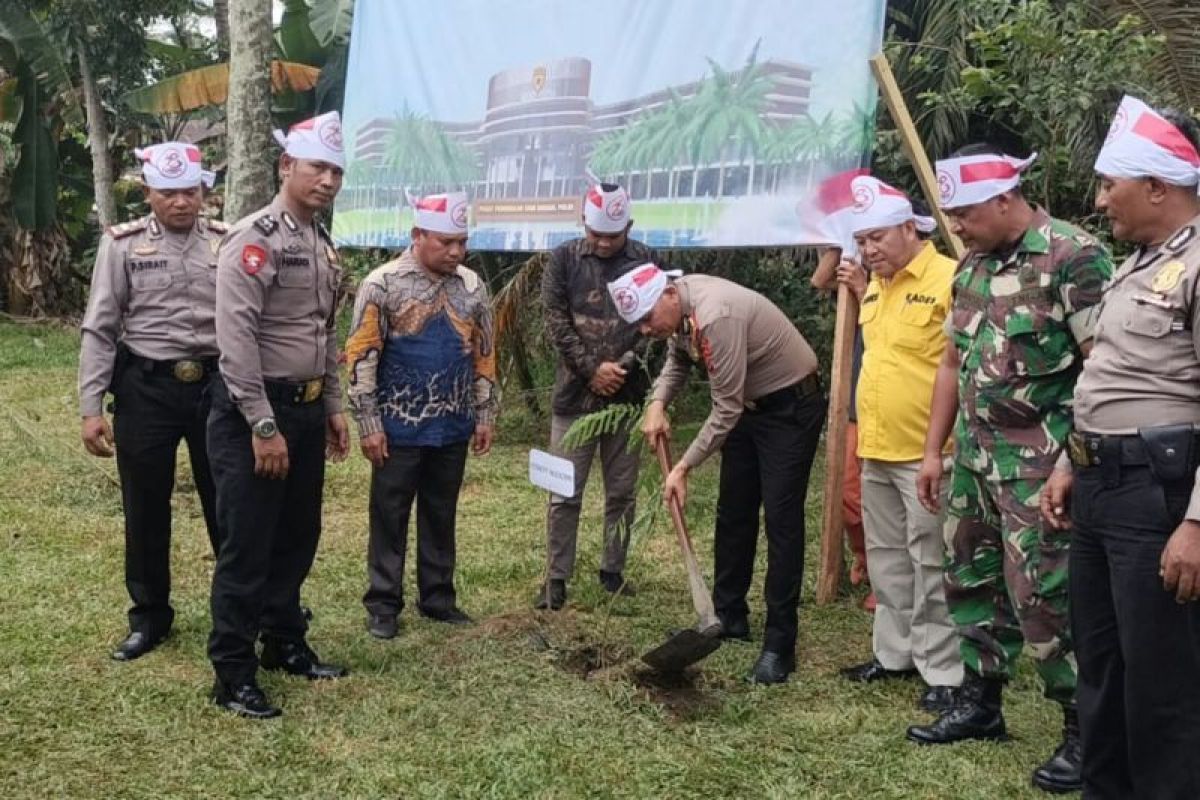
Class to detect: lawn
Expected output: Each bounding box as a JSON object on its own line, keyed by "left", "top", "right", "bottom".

{"left": 0, "top": 320, "right": 1062, "bottom": 799}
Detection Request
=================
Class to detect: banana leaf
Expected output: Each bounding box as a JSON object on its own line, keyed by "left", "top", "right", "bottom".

{"left": 120, "top": 60, "right": 321, "bottom": 114}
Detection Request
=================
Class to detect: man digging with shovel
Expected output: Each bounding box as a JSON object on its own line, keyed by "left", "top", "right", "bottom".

{"left": 608, "top": 264, "right": 826, "bottom": 684}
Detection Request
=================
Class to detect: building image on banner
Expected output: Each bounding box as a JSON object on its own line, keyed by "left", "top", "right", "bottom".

{"left": 334, "top": 0, "right": 887, "bottom": 250}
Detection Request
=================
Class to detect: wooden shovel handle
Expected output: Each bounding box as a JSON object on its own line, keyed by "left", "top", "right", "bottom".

{"left": 653, "top": 435, "right": 720, "bottom": 631}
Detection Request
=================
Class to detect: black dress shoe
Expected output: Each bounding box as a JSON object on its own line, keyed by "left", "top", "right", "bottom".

{"left": 260, "top": 639, "right": 348, "bottom": 680}
{"left": 747, "top": 650, "right": 795, "bottom": 685}
{"left": 918, "top": 684, "right": 958, "bottom": 713}
{"left": 111, "top": 630, "right": 166, "bottom": 662}
{"left": 717, "top": 613, "right": 751, "bottom": 641}
{"left": 1030, "top": 706, "right": 1082, "bottom": 793}
{"left": 598, "top": 570, "right": 637, "bottom": 597}
{"left": 839, "top": 658, "right": 918, "bottom": 683}
{"left": 211, "top": 680, "right": 281, "bottom": 719}
{"left": 419, "top": 605, "right": 473, "bottom": 625}
{"left": 532, "top": 579, "right": 566, "bottom": 610}
{"left": 907, "top": 672, "right": 1006, "bottom": 744}
{"left": 367, "top": 614, "right": 398, "bottom": 640}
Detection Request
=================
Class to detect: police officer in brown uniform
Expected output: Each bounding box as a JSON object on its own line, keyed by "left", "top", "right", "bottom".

{"left": 206, "top": 112, "right": 350, "bottom": 718}
{"left": 1042, "top": 98, "right": 1200, "bottom": 799}
{"left": 80, "top": 142, "right": 222, "bottom": 662}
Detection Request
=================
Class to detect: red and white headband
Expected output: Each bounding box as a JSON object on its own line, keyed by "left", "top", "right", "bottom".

{"left": 1095, "top": 95, "right": 1200, "bottom": 192}
{"left": 848, "top": 175, "right": 936, "bottom": 235}
{"left": 606, "top": 263, "right": 683, "bottom": 324}
{"left": 273, "top": 111, "right": 345, "bottom": 169}
{"left": 134, "top": 141, "right": 214, "bottom": 190}
{"left": 583, "top": 183, "right": 631, "bottom": 234}
{"left": 405, "top": 190, "right": 469, "bottom": 235}
{"left": 935, "top": 152, "right": 1037, "bottom": 209}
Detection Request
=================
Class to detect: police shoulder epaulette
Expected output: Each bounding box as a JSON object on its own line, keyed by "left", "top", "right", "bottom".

{"left": 254, "top": 215, "right": 279, "bottom": 236}
{"left": 107, "top": 218, "right": 150, "bottom": 240}
{"left": 205, "top": 218, "right": 229, "bottom": 234}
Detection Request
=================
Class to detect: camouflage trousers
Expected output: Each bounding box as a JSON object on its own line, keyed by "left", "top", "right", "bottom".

{"left": 944, "top": 465, "right": 1077, "bottom": 705}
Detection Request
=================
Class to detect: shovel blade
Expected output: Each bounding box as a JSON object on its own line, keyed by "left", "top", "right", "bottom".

{"left": 641, "top": 628, "right": 722, "bottom": 673}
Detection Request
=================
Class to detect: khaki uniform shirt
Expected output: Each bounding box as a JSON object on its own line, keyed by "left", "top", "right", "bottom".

{"left": 1072, "top": 215, "right": 1200, "bottom": 519}
{"left": 215, "top": 196, "right": 344, "bottom": 424}
{"left": 651, "top": 275, "right": 819, "bottom": 469}
{"left": 79, "top": 213, "right": 225, "bottom": 417}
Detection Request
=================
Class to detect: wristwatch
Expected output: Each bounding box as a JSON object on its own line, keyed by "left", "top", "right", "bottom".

{"left": 252, "top": 417, "right": 278, "bottom": 439}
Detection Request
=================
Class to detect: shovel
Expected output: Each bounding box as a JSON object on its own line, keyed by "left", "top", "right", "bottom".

{"left": 640, "top": 436, "right": 723, "bottom": 673}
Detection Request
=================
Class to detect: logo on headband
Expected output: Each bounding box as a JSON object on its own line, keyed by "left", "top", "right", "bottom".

{"left": 936, "top": 169, "right": 955, "bottom": 204}
{"left": 613, "top": 287, "right": 638, "bottom": 315}
{"left": 851, "top": 182, "right": 876, "bottom": 213}
{"left": 1106, "top": 107, "right": 1128, "bottom": 145}
{"left": 605, "top": 195, "right": 627, "bottom": 221}
{"left": 318, "top": 120, "right": 343, "bottom": 151}
{"left": 159, "top": 149, "right": 186, "bottom": 178}
{"left": 451, "top": 201, "right": 468, "bottom": 228}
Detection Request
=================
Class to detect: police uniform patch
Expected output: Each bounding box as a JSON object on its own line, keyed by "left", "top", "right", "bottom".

{"left": 324, "top": 244, "right": 339, "bottom": 265}
{"left": 1165, "top": 225, "right": 1195, "bottom": 254}
{"left": 280, "top": 211, "right": 300, "bottom": 234}
{"left": 148, "top": 218, "right": 162, "bottom": 237}
{"left": 133, "top": 244, "right": 158, "bottom": 256}
{"left": 1152, "top": 260, "right": 1187, "bottom": 293}
{"left": 242, "top": 244, "right": 268, "bottom": 275}
{"left": 254, "top": 215, "right": 279, "bottom": 236}
{"left": 210, "top": 238, "right": 220, "bottom": 256}
{"left": 108, "top": 219, "right": 149, "bottom": 239}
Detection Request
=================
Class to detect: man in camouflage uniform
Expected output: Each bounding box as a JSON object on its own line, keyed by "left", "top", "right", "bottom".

{"left": 79, "top": 141, "right": 222, "bottom": 662}
{"left": 907, "top": 144, "right": 1113, "bottom": 794}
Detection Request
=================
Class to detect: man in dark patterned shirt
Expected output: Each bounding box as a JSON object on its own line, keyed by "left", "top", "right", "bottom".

{"left": 534, "top": 184, "right": 656, "bottom": 610}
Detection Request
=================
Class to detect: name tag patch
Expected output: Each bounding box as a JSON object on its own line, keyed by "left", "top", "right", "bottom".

{"left": 130, "top": 259, "right": 169, "bottom": 272}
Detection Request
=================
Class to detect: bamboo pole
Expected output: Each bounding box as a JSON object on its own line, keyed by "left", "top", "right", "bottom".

{"left": 869, "top": 53, "right": 966, "bottom": 260}
{"left": 815, "top": 248, "right": 856, "bottom": 604}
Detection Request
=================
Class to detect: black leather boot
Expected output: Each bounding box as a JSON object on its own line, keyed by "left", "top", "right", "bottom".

{"left": 906, "top": 670, "right": 1007, "bottom": 744}
{"left": 1031, "top": 705, "right": 1082, "bottom": 793}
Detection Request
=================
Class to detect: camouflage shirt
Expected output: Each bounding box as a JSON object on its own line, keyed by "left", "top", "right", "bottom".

{"left": 542, "top": 237, "right": 658, "bottom": 416}
{"left": 948, "top": 208, "right": 1113, "bottom": 480}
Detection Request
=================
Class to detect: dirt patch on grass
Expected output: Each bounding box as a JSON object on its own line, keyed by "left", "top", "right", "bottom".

{"left": 627, "top": 667, "right": 723, "bottom": 721}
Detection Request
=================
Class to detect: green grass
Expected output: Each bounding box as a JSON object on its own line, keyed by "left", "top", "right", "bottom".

{"left": 0, "top": 320, "right": 1061, "bottom": 799}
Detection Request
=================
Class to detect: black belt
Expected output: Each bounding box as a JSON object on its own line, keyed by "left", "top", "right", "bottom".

{"left": 128, "top": 352, "right": 218, "bottom": 384}
{"left": 745, "top": 373, "right": 822, "bottom": 413}
{"left": 264, "top": 377, "right": 325, "bottom": 405}
{"left": 1066, "top": 431, "right": 1150, "bottom": 468}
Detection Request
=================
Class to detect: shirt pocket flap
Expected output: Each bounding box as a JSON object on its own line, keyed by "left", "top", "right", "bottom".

{"left": 1123, "top": 307, "right": 1174, "bottom": 339}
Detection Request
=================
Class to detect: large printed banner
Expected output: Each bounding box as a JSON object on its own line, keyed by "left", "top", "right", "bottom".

{"left": 334, "top": 0, "right": 887, "bottom": 250}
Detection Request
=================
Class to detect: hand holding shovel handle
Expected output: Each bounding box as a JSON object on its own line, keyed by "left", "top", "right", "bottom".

{"left": 653, "top": 435, "right": 722, "bottom": 636}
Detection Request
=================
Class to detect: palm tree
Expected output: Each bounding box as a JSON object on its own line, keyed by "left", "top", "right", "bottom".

{"left": 225, "top": 0, "right": 274, "bottom": 221}
{"left": 381, "top": 109, "right": 480, "bottom": 189}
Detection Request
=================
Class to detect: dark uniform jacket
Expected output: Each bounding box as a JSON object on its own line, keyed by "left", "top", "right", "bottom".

{"left": 542, "top": 237, "right": 657, "bottom": 416}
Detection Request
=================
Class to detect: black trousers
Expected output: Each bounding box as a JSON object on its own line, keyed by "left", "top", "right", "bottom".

{"left": 112, "top": 361, "right": 218, "bottom": 636}
{"left": 712, "top": 389, "right": 825, "bottom": 653}
{"left": 205, "top": 376, "right": 326, "bottom": 685}
{"left": 363, "top": 441, "right": 469, "bottom": 617}
{"left": 1070, "top": 463, "right": 1200, "bottom": 800}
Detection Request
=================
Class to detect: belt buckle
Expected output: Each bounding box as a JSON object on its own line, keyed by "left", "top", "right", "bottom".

{"left": 301, "top": 378, "right": 324, "bottom": 403}
{"left": 172, "top": 360, "right": 203, "bottom": 383}
{"left": 1067, "top": 432, "right": 1090, "bottom": 467}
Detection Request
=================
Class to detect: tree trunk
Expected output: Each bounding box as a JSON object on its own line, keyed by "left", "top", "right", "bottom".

{"left": 213, "top": 0, "right": 231, "bottom": 60}
{"left": 225, "top": 0, "right": 275, "bottom": 222}
{"left": 77, "top": 44, "right": 117, "bottom": 230}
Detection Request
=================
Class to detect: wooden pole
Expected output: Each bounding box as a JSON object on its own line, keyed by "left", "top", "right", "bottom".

{"left": 815, "top": 248, "right": 855, "bottom": 604}
{"left": 869, "top": 53, "right": 966, "bottom": 260}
